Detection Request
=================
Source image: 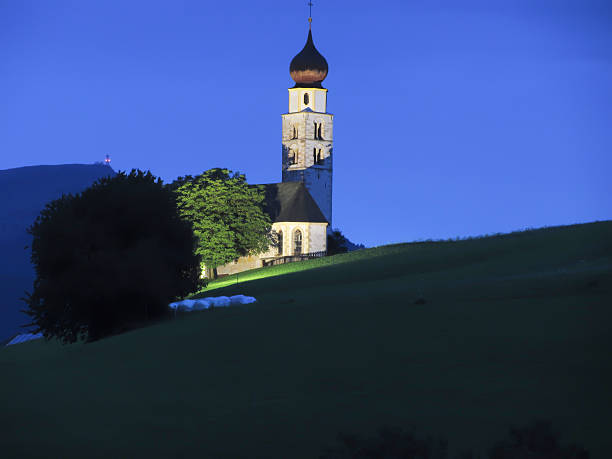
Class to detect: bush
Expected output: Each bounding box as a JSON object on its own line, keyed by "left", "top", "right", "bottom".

{"left": 488, "top": 420, "right": 589, "bottom": 459}
{"left": 22, "top": 170, "right": 204, "bottom": 344}
{"left": 327, "top": 229, "right": 350, "bottom": 256}
{"left": 320, "top": 425, "right": 448, "bottom": 459}
{"left": 320, "top": 420, "right": 590, "bottom": 459}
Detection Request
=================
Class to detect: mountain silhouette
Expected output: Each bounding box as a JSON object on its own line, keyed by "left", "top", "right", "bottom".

{"left": 0, "top": 164, "right": 115, "bottom": 342}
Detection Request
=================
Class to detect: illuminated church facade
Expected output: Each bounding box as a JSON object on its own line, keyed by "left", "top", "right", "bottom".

{"left": 216, "top": 20, "right": 333, "bottom": 276}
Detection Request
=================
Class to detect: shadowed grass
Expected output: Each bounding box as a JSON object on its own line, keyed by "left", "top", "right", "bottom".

{"left": 1, "top": 221, "right": 611, "bottom": 458}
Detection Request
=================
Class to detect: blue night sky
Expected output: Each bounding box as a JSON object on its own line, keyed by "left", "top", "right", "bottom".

{"left": 1, "top": 0, "right": 611, "bottom": 247}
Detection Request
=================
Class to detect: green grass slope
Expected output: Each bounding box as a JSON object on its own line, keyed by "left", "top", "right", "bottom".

{"left": 1, "top": 221, "right": 611, "bottom": 458}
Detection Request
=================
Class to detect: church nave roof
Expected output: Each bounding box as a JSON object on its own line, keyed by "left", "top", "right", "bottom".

{"left": 260, "top": 182, "right": 328, "bottom": 224}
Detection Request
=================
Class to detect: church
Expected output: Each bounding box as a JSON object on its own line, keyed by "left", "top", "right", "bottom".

{"left": 216, "top": 18, "right": 334, "bottom": 277}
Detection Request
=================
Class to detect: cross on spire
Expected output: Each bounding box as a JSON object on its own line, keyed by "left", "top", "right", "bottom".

{"left": 308, "top": 1, "right": 313, "bottom": 25}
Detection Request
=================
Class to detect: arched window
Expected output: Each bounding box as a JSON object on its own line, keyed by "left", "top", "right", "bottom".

{"left": 304, "top": 93, "right": 310, "bottom": 105}
{"left": 293, "top": 229, "right": 302, "bottom": 255}
{"left": 292, "top": 125, "right": 298, "bottom": 139}
{"left": 313, "top": 122, "right": 324, "bottom": 140}
{"left": 313, "top": 147, "right": 323, "bottom": 164}
{"left": 288, "top": 146, "right": 297, "bottom": 165}
{"left": 277, "top": 230, "right": 283, "bottom": 255}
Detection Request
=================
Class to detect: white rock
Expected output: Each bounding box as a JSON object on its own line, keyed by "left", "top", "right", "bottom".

{"left": 210, "top": 296, "right": 231, "bottom": 307}
{"left": 192, "top": 299, "right": 213, "bottom": 311}
{"left": 230, "top": 295, "right": 257, "bottom": 305}
{"left": 169, "top": 295, "right": 256, "bottom": 312}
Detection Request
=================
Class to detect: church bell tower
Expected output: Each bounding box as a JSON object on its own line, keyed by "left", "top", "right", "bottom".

{"left": 282, "top": 17, "right": 333, "bottom": 230}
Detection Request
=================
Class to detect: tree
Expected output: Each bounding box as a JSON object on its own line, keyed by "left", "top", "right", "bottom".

{"left": 320, "top": 425, "right": 448, "bottom": 459}
{"left": 173, "top": 168, "right": 273, "bottom": 277}
{"left": 22, "top": 170, "right": 204, "bottom": 344}
{"left": 488, "top": 420, "right": 590, "bottom": 459}
{"left": 327, "top": 229, "right": 349, "bottom": 255}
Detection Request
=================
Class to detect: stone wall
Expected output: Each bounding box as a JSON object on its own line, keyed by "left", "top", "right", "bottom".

{"left": 215, "top": 255, "right": 262, "bottom": 277}
{"left": 213, "top": 221, "right": 328, "bottom": 277}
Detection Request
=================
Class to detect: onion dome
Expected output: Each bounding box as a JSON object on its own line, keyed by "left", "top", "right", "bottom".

{"left": 289, "top": 28, "right": 328, "bottom": 88}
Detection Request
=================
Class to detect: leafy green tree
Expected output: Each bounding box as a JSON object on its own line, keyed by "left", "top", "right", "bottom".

{"left": 173, "top": 168, "right": 273, "bottom": 277}
{"left": 22, "top": 170, "right": 204, "bottom": 344}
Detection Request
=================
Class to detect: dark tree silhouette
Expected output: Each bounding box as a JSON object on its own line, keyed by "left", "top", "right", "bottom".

{"left": 488, "top": 420, "right": 589, "bottom": 459}
{"left": 327, "top": 229, "right": 349, "bottom": 255}
{"left": 22, "top": 169, "right": 204, "bottom": 344}
{"left": 320, "top": 425, "right": 448, "bottom": 459}
{"left": 319, "top": 420, "right": 590, "bottom": 459}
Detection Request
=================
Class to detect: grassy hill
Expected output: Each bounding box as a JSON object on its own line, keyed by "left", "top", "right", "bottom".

{"left": 1, "top": 221, "right": 611, "bottom": 458}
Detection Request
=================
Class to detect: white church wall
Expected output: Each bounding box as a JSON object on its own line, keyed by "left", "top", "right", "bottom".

{"left": 308, "top": 223, "right": 328, "bottom": 253}
{"left": 314, "top": 90, "right": 327, "bottom": 113}
{"left": 276, "top": 222, "right": 308, "bottom": 255}
{"left": 214, "top": 221, "right": 328, "bottom": 277}
{"left": 269, "top": 222, "right": 328, "bottom": 256}
{"left": 288, "top": 88, "right": 327, "bottom": 113}
{"left": 289, "top": 90, "right": 299, "bottom": 113}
